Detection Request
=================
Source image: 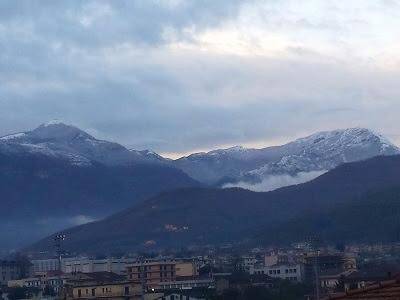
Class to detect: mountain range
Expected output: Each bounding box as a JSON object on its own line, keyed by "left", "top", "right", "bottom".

{"left": 1, "top": 121, "right": 399, "bottom": 251}
{"left": 27, "top": 154, "right": 400, "bottom": 254}
{"left": 174, "top": 128, "right": 399, "bottom": 190}
{"left": 2, "top": 121, "right": 398, "bottom": 191}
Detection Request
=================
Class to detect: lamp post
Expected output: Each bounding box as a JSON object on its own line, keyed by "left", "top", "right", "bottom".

{"left": 307, "top": 236, "right": 321, "bottom": 300}
{"left": 54, "top": 233, "right": 66, "bottom": 297}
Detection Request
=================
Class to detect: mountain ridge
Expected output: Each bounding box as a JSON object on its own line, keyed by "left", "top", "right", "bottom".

{"left": 0, "top": 121, "right": 166, "bottom": 166}
{"left": 26, "top": 154, "right": 400, "bottom": 254}
{"left": 173, "top": 127, "right": 400, "bottom": 188}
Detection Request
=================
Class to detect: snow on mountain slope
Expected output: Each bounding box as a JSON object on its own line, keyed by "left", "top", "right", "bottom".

{"left": 1, "top": 123, "right": 398, "bottom": 191}
{"left": 0, "top": 121, "right": 167, "bottom": 166}
{"left": 173, "top": 128, "right": 400, "bottom": 189}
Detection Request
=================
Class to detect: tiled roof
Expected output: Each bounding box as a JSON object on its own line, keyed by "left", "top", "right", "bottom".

{"left": 324, "top": 278, "right": 400, "bottom": 299}
{"left": 69, "top": 271, "right": 125, "bottom": 283}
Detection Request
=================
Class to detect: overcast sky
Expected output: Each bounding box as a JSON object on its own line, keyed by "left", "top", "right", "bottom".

{"left": 1, "top": 0, "right": 400, "bottom": 157}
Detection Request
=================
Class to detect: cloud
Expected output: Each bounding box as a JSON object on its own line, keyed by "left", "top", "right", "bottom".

{"left": 0, "top": 1, "right": 400, "bottom": 156}
{"left": 35, "top": 215, "right": 97, "bottom": 227}
{"left": 68, "top": 215, "right": 97, "bottom": 226}
{"left": 223, "top": 170, "right": 327, "bottom": 192}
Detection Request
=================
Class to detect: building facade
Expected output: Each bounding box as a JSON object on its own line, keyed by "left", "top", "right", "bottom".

{"left": 250, "top": 263, "right": 303, "bottom": 282}
{"left": 62, "top": 257, "right": 136, "bottom": 275}
{"left": 70, "top": 282, "right": 141, "bottom": 299}
{"left": 126, "top": 260, "right": 198, "bottom": 290}
{"left": 127, "top": 261, "right": 176, "bottom": 290}
{"left": 31, "top": 258, "right": 60, "bottom": 273}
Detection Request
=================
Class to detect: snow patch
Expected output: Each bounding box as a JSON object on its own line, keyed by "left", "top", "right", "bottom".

{"left": 0, "top": 132, "right": 26, "bottom": 141}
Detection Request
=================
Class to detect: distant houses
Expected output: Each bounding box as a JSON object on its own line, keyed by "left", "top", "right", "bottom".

{"left": 4, "top": 243, "right": 400, "bottom": 299}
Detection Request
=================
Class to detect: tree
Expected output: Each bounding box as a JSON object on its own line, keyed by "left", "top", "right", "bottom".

{"left": 7, "top": 287, "right": 41, "bottom": 300}
{"left": 43, "top": 285, "right": 57, "bottom": 296}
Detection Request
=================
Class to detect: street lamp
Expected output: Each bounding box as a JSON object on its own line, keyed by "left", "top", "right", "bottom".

{"left": 54, "top": 234, "right": 66, "bottom": 296}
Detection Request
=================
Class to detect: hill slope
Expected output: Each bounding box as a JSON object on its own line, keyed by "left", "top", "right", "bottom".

{"left": 263, "top": 187, "right": 400, "bottom": 244}
{"left": 28, "top": 155, "right": 400, "bottom": 254}
{"left": 0, "top": 151, "right": 199, "bottom": 250}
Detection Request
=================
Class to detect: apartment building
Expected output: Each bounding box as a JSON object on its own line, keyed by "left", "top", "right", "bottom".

{"left": 70, "top": 281, "right": 141, "bottom": 299}
{"left": 126, "top": 260, "right": 198, "bottom": 290}
{"left": 127, "top": 261, "right": 176, "bottom": 290}
{"left": 65, "top": 271, "right": 142, "bottom": 299}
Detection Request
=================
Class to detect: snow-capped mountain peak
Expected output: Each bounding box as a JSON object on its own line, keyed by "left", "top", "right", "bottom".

{"left": 288, "top": 128, "right": 399, "bottom": 156}
{"left": 173, "top": 127, "right": 400, "bottom": 188}
{"left": 30, "top": 121, "right": 93, "bottom": 142}
{"left": 0, "top": 122, "right": 168, "bottom": 167}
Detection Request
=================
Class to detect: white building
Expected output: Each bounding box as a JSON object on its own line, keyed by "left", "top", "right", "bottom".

{"left": 250, "top": 263, "right": 303, "bottom": 282}
{"left": 62, "top": 257, "right": 136, "bottom": 275}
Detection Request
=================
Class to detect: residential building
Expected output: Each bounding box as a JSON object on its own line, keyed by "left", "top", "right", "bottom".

{"left": 175, "top": 262, "right": 198, "bottom": 280}
{"left": 303, "top": 253, "right": 356, "bottom": 283}
{"left": 240, "top": 256, "right": 258, "bottom": 272}
{"left": 62, "top": 257, "right": 136, "bottom": 275}
{"left": 8, "top": 272, "right": 68, "bottom": 294}
{"left": 250, "top": 263, "right": 303, "bottom": 282}
{"left": 70, "top": 281, "right": 141, "bottom": 299}
{"left": 319, "top": 269, "right": 355, "bottom": 291}
{"left": 31, "top": 258, "right": 59, "bottom": 273}
{"left": 264, "top": 253, "right": 292, "bottom": 267}
{"left": 322, "top": 277, "right": 400, "bottom": 300}
{"left": 65, "top": 271, "right": 141, "bottom": 299}
{"left": 127, "top": 261, "right": 176, "bottom": 290}
{"left": 126, "top": 260, "right": 198, "bottom": 290}
{"left": 342, "top": 264, "right": 400, "bottom": 291}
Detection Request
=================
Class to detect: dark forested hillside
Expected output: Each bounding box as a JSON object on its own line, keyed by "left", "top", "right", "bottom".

{"left": 27, "top": 155, "right": 400, "bottom": 254}
{"left": 261, "top": 187, "right": 400, "bottom": 244}
{"left": 0, "top": 152, "right": 199, "bottom": 250}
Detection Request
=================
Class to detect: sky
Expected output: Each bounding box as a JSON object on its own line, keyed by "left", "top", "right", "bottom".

{"left": 1, "top": 0, "right": 400, "bottom": 158}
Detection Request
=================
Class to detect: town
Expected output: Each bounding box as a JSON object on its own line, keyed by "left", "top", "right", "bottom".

{"left": 2, "top": 241, "right": 400, "bottom": 299}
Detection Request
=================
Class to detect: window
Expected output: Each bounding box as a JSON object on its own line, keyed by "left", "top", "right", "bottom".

{"left": 91, "top": 289, "right": 95, "bottom": 296}
{"left": 124, "top": 287, "right": 129, "bottom": 295}
{"left": 78, "top": 289, "right": 82, "bottom": 297}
